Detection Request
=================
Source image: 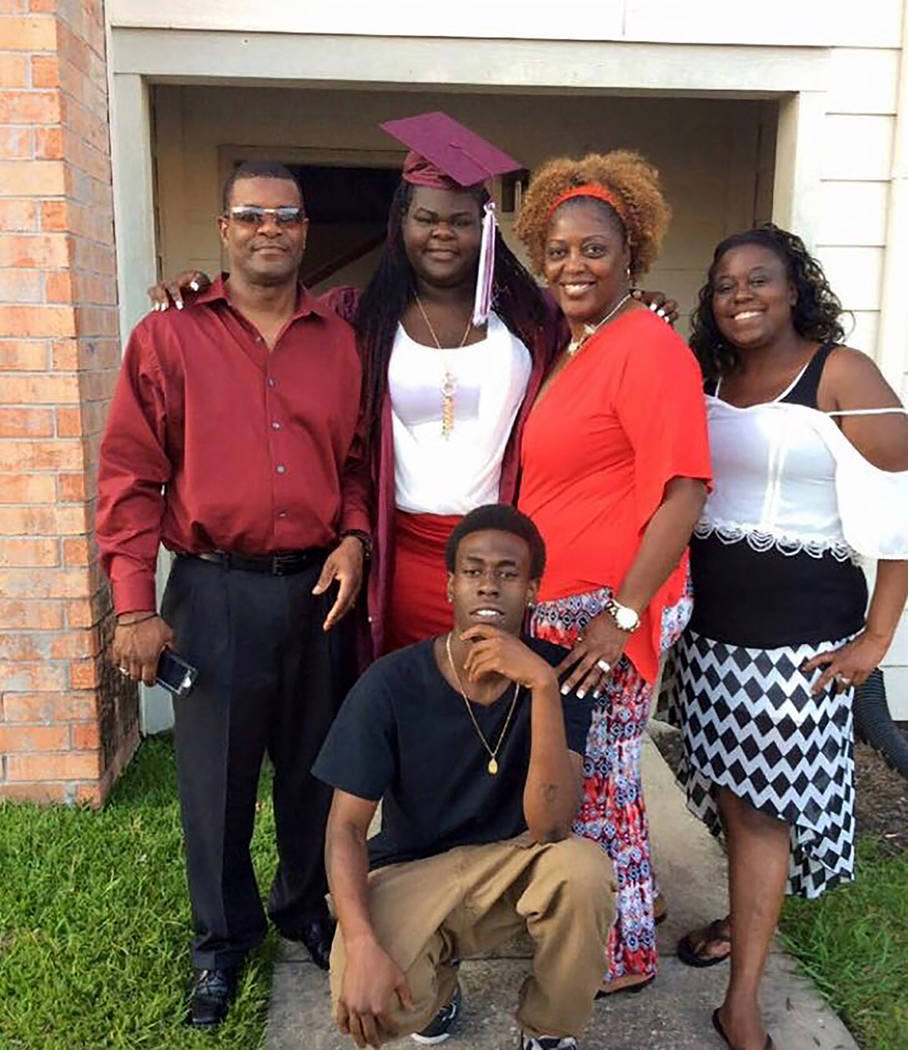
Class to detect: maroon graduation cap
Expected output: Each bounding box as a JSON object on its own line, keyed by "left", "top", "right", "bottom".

{"left": 380, "top": 110, "right": 523, "bottom": 189}
{"left": 380, "top": 111, "right": 523, "bottom": 324}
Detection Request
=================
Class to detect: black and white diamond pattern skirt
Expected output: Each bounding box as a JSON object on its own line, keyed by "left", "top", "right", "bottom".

{"left": 667, "top": 628, "right": 855, "bottom": 899}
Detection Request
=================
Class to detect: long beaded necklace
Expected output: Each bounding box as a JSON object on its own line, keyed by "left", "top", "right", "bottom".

{"left": 414, "top": 294, "right": 474, "bottom": 438}
{"left": 566, "top": 292, "right": 632, "bottom": 358}
{"left": 445, "top": 632, "right": 520, "bottom": 776}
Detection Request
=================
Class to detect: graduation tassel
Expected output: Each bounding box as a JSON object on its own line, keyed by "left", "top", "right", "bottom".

{"left": 472, "top": 200, "right": 497, "bottom": 327}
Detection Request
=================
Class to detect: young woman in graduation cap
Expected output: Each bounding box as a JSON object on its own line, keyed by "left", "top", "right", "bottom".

{"left": 149, "top": 113, "right": 675, "bottom": 658}
{"left": 338, "top": 112, "right": 557, "bottom": 655}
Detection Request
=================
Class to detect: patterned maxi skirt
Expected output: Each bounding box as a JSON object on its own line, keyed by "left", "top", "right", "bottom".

{"left": 666, "top": 628, "right": 856, "bottom": 898}
{"left": 529, "top": 583, "right": 693, "bottom": 983}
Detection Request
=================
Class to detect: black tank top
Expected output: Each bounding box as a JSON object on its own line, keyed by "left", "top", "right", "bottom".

{"left": 690, "top": 344, "right": 867, "bottom": 649}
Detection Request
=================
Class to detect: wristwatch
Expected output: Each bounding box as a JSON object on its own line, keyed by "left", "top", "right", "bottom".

{"left": 605, "top": 598, "right": 640, "bottom": 633}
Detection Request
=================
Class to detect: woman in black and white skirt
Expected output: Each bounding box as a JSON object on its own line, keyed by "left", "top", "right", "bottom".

{"left": 668, "top": 224, "right": 908, "bottom": 1050}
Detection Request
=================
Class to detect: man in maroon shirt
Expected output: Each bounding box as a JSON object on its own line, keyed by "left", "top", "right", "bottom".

{"left": 97, "top": 160, "right": 370, "bottom": 1028}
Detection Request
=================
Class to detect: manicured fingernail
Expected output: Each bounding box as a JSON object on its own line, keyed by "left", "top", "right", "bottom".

{"left": 649, "top": 301, "right": 659, "bottom": 311}
{"left": 576, "top": 689, "right": 586, "bottom": 699}
{"left": 560, "top": 684, "right": 570, "bottom": 695}
{"left": 175, "top": 300, "right": 183, "bottom": 310}
{"left": 162, "top": 302, "right": 169, "bottom": 310}
{"left": 593, "top": 689, "right": 601, "bottom": 699}
{"left": 189, "top": 279, "right": 200, "bottom": 291}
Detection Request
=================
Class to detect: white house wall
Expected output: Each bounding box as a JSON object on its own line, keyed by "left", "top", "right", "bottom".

{"left": 109, "top": 0, "right": 903, "bottom": 50}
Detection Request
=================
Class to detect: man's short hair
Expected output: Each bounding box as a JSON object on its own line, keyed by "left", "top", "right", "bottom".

{"left": 445, "top": 504, "right": 546, "bottom": 580}
{"left": 221, "top": 160, "right": 304, "bottom": 214}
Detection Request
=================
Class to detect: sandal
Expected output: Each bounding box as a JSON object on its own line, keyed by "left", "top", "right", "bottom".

{"left": 677, "top": 917, "right": 731, "bottom": 968}
{"left": 712, "top": 1008, "right": 775, "bottom": 1050}
{"left": 595, "top": 974, "right": 654, "bottom": 999}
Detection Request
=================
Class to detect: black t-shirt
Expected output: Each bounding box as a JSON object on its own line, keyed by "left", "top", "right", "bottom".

{"left": 312, "top": 636, "right": 592, "bottom": 870}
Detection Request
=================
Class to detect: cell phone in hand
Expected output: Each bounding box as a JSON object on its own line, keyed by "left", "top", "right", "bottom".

{"left": 155, "top": 648, "right": 198, "bottom": 700}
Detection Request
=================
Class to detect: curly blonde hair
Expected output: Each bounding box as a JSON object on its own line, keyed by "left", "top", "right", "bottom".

{"left": 514, "top": 150, "right": 671, "bottom": 279}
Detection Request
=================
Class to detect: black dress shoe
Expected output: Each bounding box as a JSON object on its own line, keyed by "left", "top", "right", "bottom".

{"left": 187, "top": 966, "right": 240, "bottom": 1028}
{"left": 277, "top": 913, "right": 336, "bottom": 970}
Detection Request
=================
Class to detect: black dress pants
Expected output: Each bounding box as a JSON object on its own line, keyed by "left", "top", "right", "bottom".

{"left": 161, "top": 554, "right": 356, "bottom": 969}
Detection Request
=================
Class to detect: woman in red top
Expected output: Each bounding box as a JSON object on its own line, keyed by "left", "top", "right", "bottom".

{"left": 515, "top": 152, "right": 712, "bottom": 994}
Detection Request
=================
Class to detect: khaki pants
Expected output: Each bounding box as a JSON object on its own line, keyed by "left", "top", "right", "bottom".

{"left": 329, "top": 834, "right": 615, "bottom": 1040}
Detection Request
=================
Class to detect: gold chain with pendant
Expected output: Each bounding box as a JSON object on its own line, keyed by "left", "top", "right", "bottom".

{"left": 414, "top": 295, "right": 474, "bottom": 438}
{"left": 566, "top": 292, "right": 632, "bottom": 358}
{"left": 445, "top": 632, "right": 520, "bottom": 776}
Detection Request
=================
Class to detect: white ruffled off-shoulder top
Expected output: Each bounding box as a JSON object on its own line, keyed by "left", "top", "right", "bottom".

{"left": 697, "top": 387, "right": 908, "bottom": 562}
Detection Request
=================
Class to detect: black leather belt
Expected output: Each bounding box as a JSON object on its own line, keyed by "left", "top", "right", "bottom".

{"left": 189, "top": 549, "right": 327, "bottom": 576}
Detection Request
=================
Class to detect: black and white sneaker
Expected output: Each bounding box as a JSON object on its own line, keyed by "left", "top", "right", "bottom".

{"left": 411, "top": 982, "right": 462, "bottom": 1044}
{"left": 519, "top": 1034, "right": 578, "bottom": 1050}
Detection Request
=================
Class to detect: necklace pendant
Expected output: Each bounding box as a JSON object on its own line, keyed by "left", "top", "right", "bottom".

{"left": 487, "top": 757, "right": 499, "bottom": 775}
{"left": 441, "top": 370, "right": 456, "bottom": 438}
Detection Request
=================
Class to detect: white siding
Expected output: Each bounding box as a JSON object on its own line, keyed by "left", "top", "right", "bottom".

{"left": 108, "top": 0, "right": 905, "bottom": 49}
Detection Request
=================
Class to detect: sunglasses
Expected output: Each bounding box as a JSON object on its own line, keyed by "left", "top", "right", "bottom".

{"left": 225, "top": 206, "right": 306, "bottom": 227}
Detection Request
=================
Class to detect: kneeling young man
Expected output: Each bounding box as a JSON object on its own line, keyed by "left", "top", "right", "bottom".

{"left": 313, "top": 504, "right": 614, "bottom": 1050}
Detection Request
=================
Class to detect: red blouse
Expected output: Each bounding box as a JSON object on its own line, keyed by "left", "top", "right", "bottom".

{"left": 518, "top": 308, "right": 711, "bottom": 682}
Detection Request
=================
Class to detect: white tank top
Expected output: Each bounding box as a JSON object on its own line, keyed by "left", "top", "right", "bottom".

{"left": 389, "top": 312, "right": 532, "bottom": 514}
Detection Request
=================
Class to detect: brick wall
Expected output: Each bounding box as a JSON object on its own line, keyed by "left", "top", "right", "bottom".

{"left": 0, "top": 0, "right": 137, "bottom": 805}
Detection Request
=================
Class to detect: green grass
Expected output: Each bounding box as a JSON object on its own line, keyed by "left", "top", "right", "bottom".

{"left": 0, "top": 735, "right": 279, "bottom": 1050}
{"left": 3, "top": 736, "right": 906, "bottom": 1050}
{"left": 779, "top": 839, "right": 908, "bottom": 1050}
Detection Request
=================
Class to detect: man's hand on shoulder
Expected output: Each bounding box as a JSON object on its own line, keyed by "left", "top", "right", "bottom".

{"left": 112, "top": 613, "right": 174, "bottom": 686}
{"left": 146, "top": 270, "right": 210, "bottom": 313}
{"left": 336, "top": 934, "right": 413, "bottom": 1048}
{"left": 314, "top": 535, "right": 365, "bottom": 631}
{"left": 460, "top": 626, "right": 557, "bottom": 692}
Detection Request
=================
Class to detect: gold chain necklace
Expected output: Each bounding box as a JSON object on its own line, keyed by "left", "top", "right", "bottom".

{"left": 566, "top": 292, "right": 632, "bottom": 357}
{"left": 414, "top": 294, "right": 474, "bottom": 439}
{"left": 445, "top": 632, "right": 520, "bottom": 776}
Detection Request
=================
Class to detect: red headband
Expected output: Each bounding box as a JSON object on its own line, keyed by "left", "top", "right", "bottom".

{"left": 547, "top": 184, "right": 625, "bottom": 225}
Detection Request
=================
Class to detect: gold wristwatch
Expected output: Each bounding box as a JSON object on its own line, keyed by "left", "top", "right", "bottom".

{"left": 605, "top": 598, "right": 640, "bottom": 632}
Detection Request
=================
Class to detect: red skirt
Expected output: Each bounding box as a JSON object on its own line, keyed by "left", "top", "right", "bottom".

{"left": 383, "top": 511, "right": 461, "bottom": 654}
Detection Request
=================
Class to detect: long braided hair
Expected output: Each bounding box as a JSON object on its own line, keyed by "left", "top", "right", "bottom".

{"left": 690, "top": 224, "right": 847, "bottom": 380}
{"left": 354, "top": 180, "right": 548, "bottom": 448}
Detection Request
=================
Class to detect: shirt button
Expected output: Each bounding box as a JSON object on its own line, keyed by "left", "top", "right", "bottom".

{"left": 271, "top": 421, "right": 281, "bottom": 430}
{"left": 278, "top": 510, "right": 287, "bottom": 519}
{"left": 276, "top": 464, "right": 286, "bottom": 475}
{"left": 267, "top": 377, "right": 277, "bottom": 388}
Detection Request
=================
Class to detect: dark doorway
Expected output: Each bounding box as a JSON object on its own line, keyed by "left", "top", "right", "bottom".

{"left": 287, "top": 164, "right": 400, "bottom": 286}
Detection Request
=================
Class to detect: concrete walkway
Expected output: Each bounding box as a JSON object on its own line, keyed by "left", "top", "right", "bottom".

{"left": 266, "top": 727, "right": 858, "bottom": 1050}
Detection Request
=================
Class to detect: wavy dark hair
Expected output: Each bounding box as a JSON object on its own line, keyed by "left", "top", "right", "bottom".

{"left": 354, "top": 180, "right": 548, "bottom": 447}
{"left": 690, "top": 223, "right": 847, "bottom": 379}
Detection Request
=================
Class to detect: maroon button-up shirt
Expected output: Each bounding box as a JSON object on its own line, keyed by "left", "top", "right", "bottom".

{"left": 97, "top": 276, "right": 370, "bottom": 614}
